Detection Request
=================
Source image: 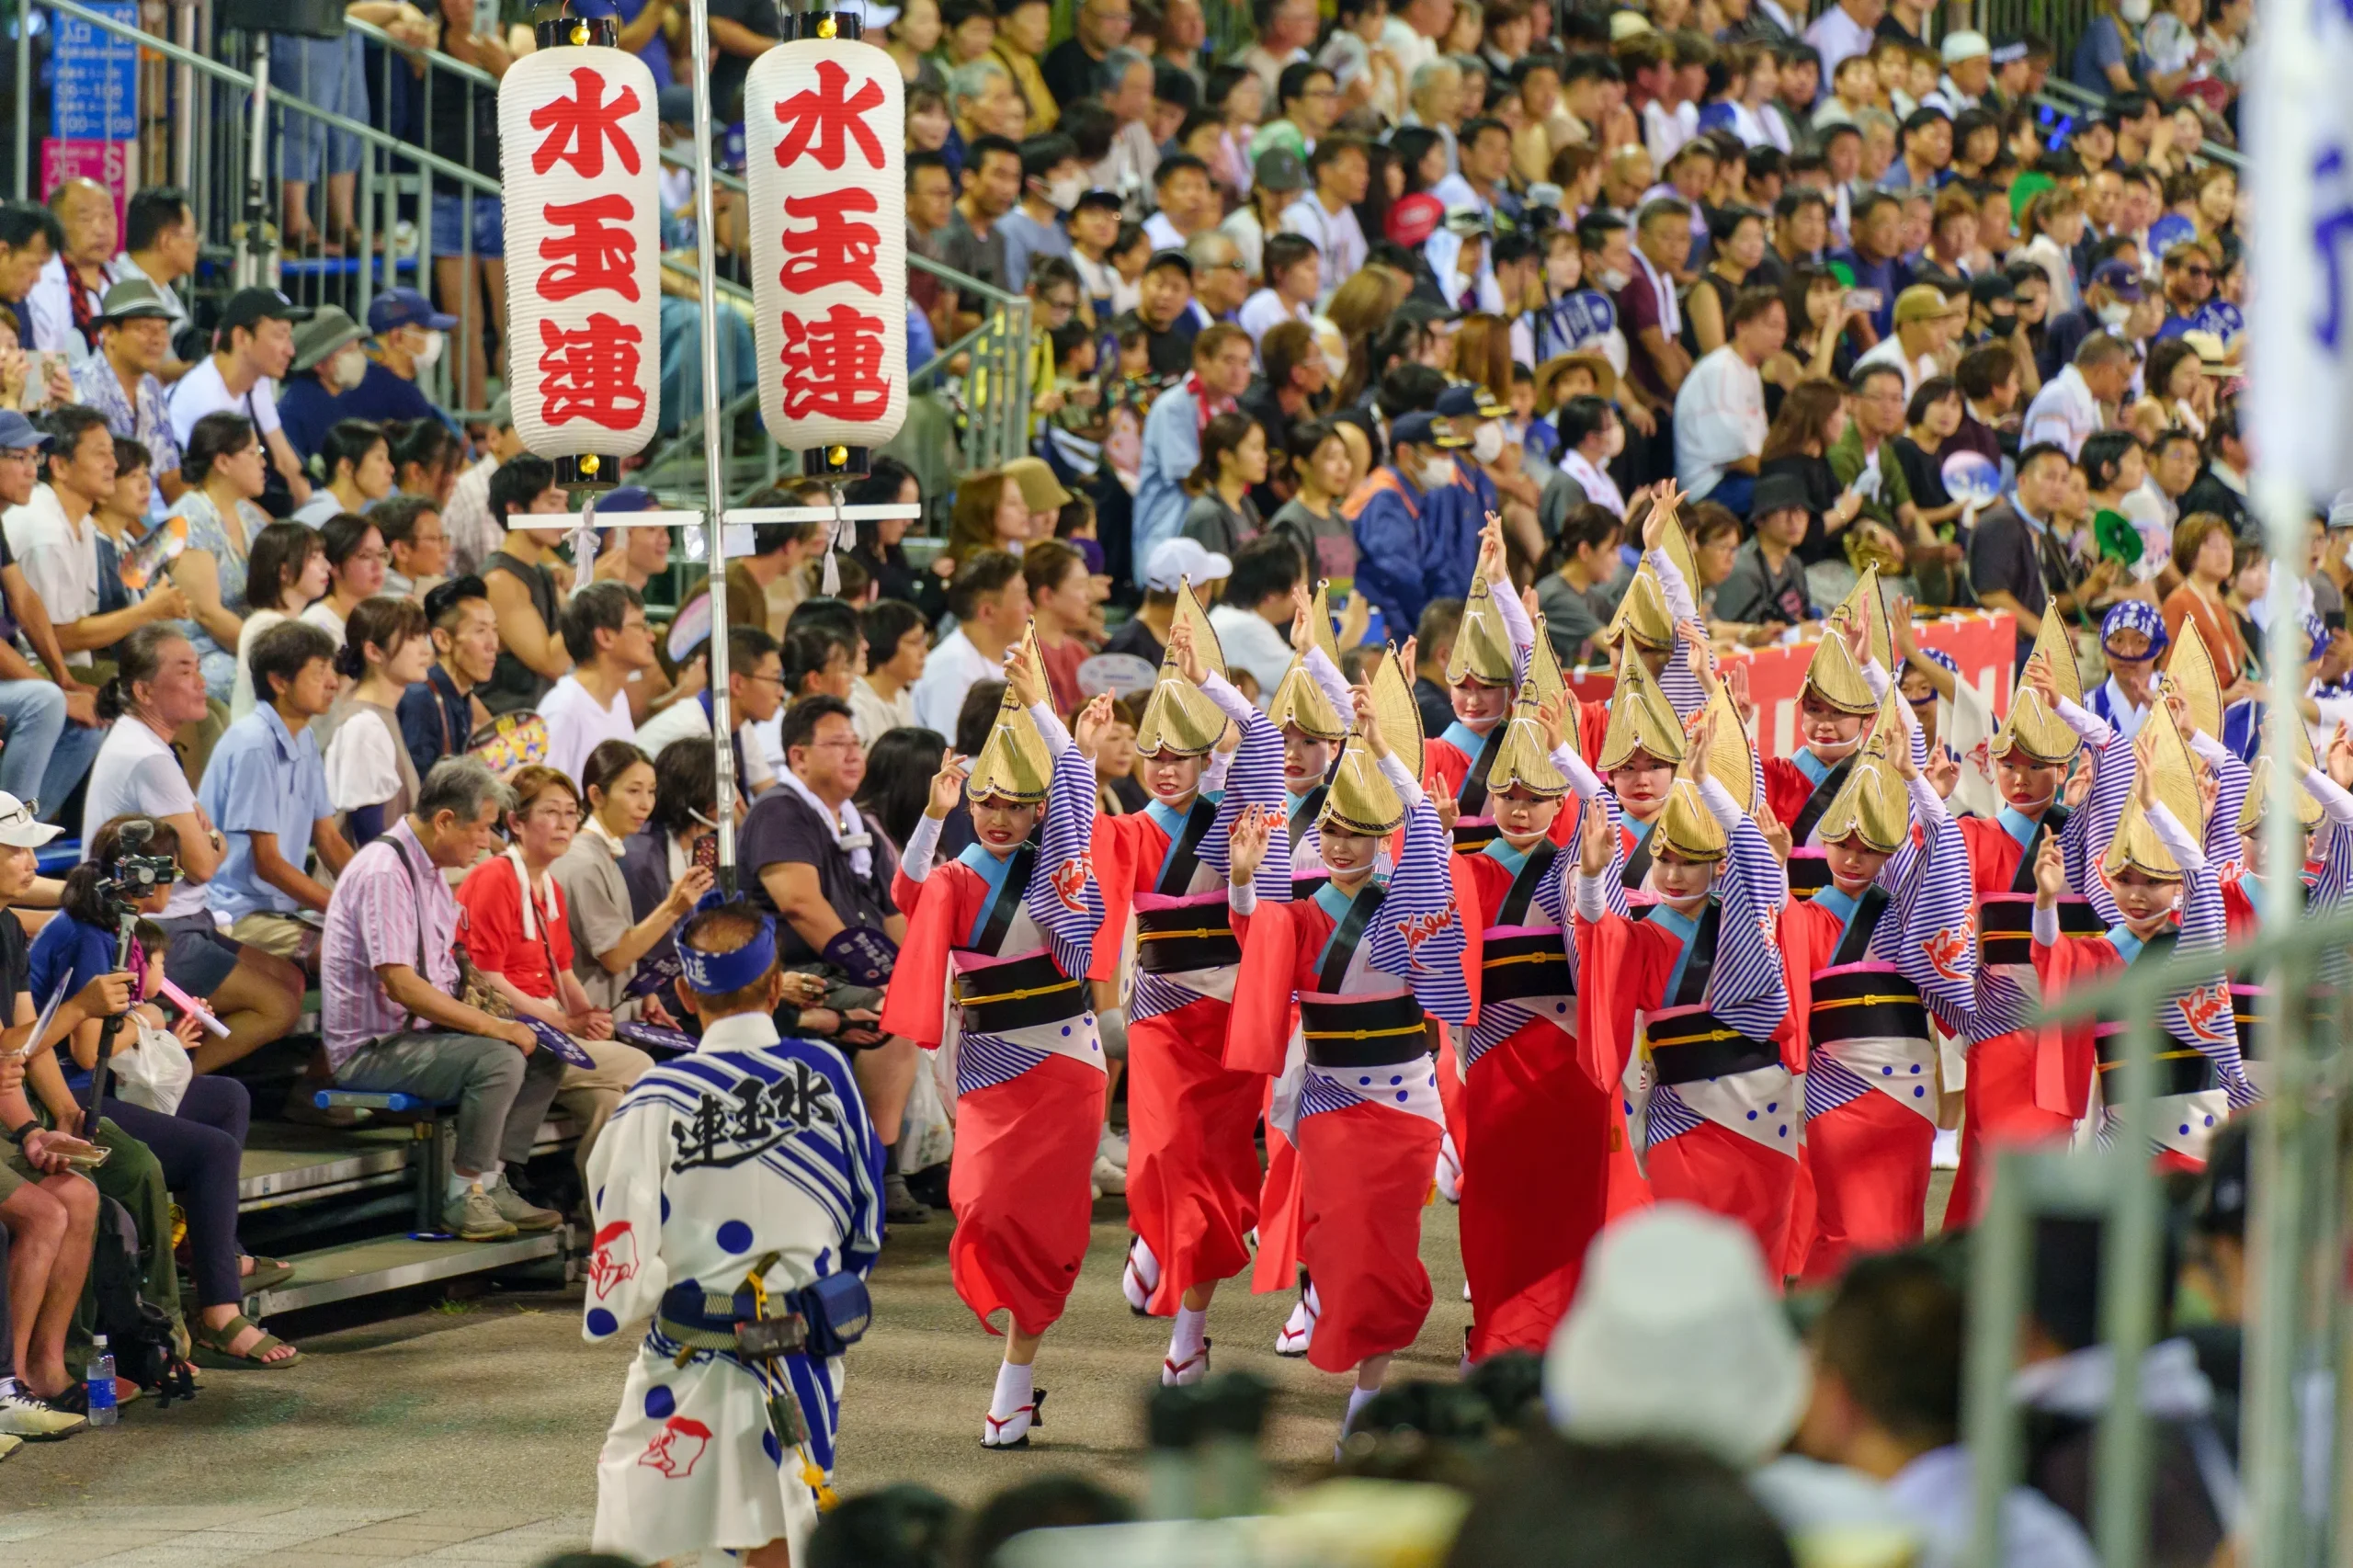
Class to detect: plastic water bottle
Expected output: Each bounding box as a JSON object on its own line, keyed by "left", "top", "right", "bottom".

{"left": 85, "top": 1336, "right": 116, "bottom": 1426}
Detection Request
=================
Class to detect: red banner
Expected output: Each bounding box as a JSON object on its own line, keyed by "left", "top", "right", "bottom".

{"left": 1566, "top": 612, "right": 2018, "bottom": 761}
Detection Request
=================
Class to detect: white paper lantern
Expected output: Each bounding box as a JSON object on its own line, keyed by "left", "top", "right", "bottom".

{"left": 499, "top": 46, "right": 663, "bottom": 465}
{"left": 744, "top": 39, "right": 908, "bottom": 456}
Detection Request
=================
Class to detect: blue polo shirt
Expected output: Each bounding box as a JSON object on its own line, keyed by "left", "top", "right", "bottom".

{"left": 196, "top": 702, "right": 335, "bottom": 920}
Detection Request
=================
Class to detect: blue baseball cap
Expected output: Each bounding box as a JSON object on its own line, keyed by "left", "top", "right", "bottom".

{"left": 0, "top": 410, "right": 51, "bottom": 450}
{"left": 596, "top": 485, "right": 657, "bottom": 513}
{"left": 368, "top": 287, "right": 459, "bottom": 335}
{"left": 1391, "top": 411, "right": 1445, "bottom": 449}
{"left": 1436, "top": 381, "right": 1509, "bottom": 419}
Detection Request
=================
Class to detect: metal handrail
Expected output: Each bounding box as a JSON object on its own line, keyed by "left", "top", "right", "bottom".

{"left": 2027, "top": 82, "right": 2248, "bottom": 171}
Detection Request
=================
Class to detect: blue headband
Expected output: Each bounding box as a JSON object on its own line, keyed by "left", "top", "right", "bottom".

{"left": 1918, "top": 647, "right": 1961, "bottom": 678}
{"left": 2101, "top": 599, "right": 2167, "bottom": 659}
{"left": 678, "top": 915, "right": 779, "bottom": 994}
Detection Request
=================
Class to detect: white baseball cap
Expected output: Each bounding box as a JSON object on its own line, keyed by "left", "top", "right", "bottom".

{"left": 0, "top": 792, "right": 62, "bottom": 847}
{"left": 1942, "top": 28, "right": 1991, "bottom": 63}
{"left": 1544, "top": 1204, "right": 1812, "bottom": 1468}
{"left": 1143, "top": 537, "right": 1233, "bottom": 593}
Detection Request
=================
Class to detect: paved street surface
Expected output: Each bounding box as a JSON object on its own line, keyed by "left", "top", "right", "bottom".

{"left": 6, "top": 1177, "right": 1956, "bottom": 1566}
{"left": 1, "top": 1199, "right": 1472, "bottom": 1565}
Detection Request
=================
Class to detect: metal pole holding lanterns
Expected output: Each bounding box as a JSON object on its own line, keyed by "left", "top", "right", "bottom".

{"left": 683, "top": 0, "right": 736, "bottom": 892}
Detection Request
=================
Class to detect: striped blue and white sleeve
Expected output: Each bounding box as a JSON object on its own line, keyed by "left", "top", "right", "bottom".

{"left": 1026, "top": 736, "right": 1108, "bottom": 980}
{"left": 2186, "top": 730, "right": 2249, "bottom": 868}
{"left": 1370, "top": 787, "right": 1473, "bottom": 1022}
{"left": 1199, "top": 672, "right": 1289, "bottom": 897}
{"left": 1699, "top": 777, "right": 1790, "bottom": 1038}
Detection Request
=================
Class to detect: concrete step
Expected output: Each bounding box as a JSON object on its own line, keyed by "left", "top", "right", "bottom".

{"left": 244, "top": 1229, "right": 572, "bottom": 1316}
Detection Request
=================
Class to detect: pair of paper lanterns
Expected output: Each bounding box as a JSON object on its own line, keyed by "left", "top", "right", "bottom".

{"left": 497, "top": 14, "right": 907, "bottom": 484}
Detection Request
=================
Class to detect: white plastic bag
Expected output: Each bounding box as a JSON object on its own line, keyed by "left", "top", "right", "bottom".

{"left": 108, "top": 1021, "right": 193, "bottom": 1116}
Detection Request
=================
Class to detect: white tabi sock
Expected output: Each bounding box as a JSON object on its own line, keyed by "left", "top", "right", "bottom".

{"left": 990, "top": 1359, "right": 1036, "bottom": 1420}
{"left": 1344, "top": 1382, "right": 1381, "bottom": 1434}
{"left": 1167, "top": 1305, "right": 1208, "bottom": 1365}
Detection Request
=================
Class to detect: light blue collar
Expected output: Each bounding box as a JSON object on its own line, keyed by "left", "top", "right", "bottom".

{"left": 2105, "top": 923, "right": 2144, "bottom": 964}
{"left": 1997, "top": 804, "right": 2044, "bottom": 849}
{"left": 956, "top": 842, "right": 1017, "bottom": 948}
{"left": 1656, "top": 901, "right": 1703, "bottom": 1000}
{"left": 1813, "top": 882, "right": 1860, "bottom": 934}
{"left": 1145, "top": 798, "right": 1190, "bottom": 838}
{"left": 1439, "top": 719, "right": 1493, "bottom": 756}
{"left": 1482, "top": 837, "right": 1529, "bottom": 875}
{"left": 1626, "top": 812, "right": 1655, "bottom": 846}
{"left": 1794, "top": 748, "right": 1831, "bottom": 785}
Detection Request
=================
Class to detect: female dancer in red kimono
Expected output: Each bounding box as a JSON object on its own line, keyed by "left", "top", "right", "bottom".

{"left": 1225, "top": 668, "right": 1474, "bottom": 1438}
{"left": 1259, "top": 583, "right": 1358, "bottom": 1359}
{"left": 1573, "top": 699, "right": 1798, "bottom": 1263}
{"left": 1777, "top": 689, "right": 1976, "bottom": 1283}
{"left": 1092, "top": 597, "right": 1285, "bottom": 1382}
{"left": 880, "top": 649, "right": 1114, "bottom": 1447}
{"left": 1942, "top": 613, "right": 2092, "bottom": 1229}
{"left": 2031, "top": 713, "right": 2243, "bottom": 1170}
{"left": 1758, "top": 570, "right": 1893, "bottom": 840}
{"left": 1449, "top": 681, "right": 1645, "bottom": 1359}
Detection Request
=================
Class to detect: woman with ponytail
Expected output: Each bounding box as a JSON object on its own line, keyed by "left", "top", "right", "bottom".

{"left": 81, "top": 623, "right": 303, "bottom": 1071}
{"left": 320, "top": 596, "right": 431, "bottom": 845}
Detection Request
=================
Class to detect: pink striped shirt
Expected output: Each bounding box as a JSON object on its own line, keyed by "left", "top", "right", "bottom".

{"left": 322, "top": 817, "right": 462, "bottom": 1069}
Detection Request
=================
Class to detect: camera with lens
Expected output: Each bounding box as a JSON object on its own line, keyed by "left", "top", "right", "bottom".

{"left": 92, "top": 820, "right": 179, "bottom": 919}
{"left": 1514, "top": 182, "right": 1565, "bottom": 239}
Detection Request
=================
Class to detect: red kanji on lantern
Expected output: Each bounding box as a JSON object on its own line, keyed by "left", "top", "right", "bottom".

{"left": 770, "top": 59, "right": 886, "bottom": 172}
{"left": 540, "top": 314, "right": 648, "bottom": 429}
{"left": 779, "top": 189, "right": 881, "bottom": 296}
{"left": 777, "top": 304, "right": 892, "bottom": 420}
{"left": 538, "top": 194, "right": 642, "bottom": 302}
{"left": 530, "top": 67, "right": 643, "bottom": 179}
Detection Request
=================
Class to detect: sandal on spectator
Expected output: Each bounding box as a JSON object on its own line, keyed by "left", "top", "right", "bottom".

{"left": 241, "top": 1256, "right": 296, "bottom": 1294}
{"left": 189, "top": 1313, "right": 302, "bottom": 1369}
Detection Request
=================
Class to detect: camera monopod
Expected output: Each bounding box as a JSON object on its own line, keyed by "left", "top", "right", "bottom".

{"left": 79, "top": 818, "right": 157, "bottom": 1129}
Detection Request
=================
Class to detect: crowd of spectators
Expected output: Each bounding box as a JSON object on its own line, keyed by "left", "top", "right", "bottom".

{"left": 0, "top": 0, "right": 2308, "bottom": 1507}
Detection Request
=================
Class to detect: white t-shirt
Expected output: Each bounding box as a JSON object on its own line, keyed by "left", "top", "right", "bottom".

{"left": 1279, "top": 194, "right": 1367, "bottom": 304}
{"left": 16, "top": 488, "right": 101, "bottom": 666}
{"left": 540, "top": 673, "right": 637, "bottom": 786}
{"left": 230, "top": 608, "right": 290, "bottom": 723}
{"left": 634, "top": 695, "right": 779, "bottom": 796}
{"left": 910, "top": 628, "right": 997, "bottom": 737}
{"left": 299, "top": 599, "right": 348, "bottom": 651}
{"left": 2021, "top": 364, "right": 2103, "bottom": 460}
{"left": 1237, "top": 287, "right": 1313, "bottom": 347}
{"left": 1852, "top": 333, "right": 1937, "bottom": 405}
{"left": 1672, "top": 346, "right": 1769, "bottom": 503}
{"left": 83, "top": 717, "right": 210, "bottom": 918}
{"left": 1207, "top": 605, "right": 1294, "bottom": 707}
{"left": 167, "top": 356, "right": 281, "bottom": 450}
{"left": 324, "top": 706, "right": 404, "bottom": 812}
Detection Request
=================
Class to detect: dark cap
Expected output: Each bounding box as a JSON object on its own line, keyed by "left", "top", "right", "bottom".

{"left": 97, "top": 278, "right": 176, "bottom": 323}
{"left": 0, "top": 410, "right": 49, "bottom": 450}
{"left": 656, "top": 84, "right": 697, "bottom": 125}
{"left": 368, "top": 286, "right": 459, "bottom": 335}
{"left": 596, "top": 484, "right": 656, "bottom": 513}
{"left": 1253, "top": 146, "right": 1308, "bottom": 193}
{"left": 1750, "top": 472, "right": 1812, "bottom": 519}
{"left": 1389, "top": 411, "right": 1442, "bottom": 450}
{"left": 1435, "top": 381, "right": 1509, "bottom": 419}
{"left": 2089, "top": 259, "right": 2146, "bottom": 301}
{"left": 220, "top": 286, "right": 312, "bottom": 334}
{"left": 1144, "top": 247, "right": 1193, "bottom": 278}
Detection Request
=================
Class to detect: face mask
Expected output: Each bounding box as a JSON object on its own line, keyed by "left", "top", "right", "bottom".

{"left": 1472, "top": 423, "right": 1505, "bottom": 463}
{"left": 1603, "top": 421, "right": 1627, "bottom": 458}
{"left": 1986, "top": 312, "right": 2018, "bottom": 337}
{"left": 330, "top": 347, "right": 368, "bottom": 391}
{"left": 1596, "top": 266, "right": 1631, "bottom": 292}
{"left": 1046, "top": 173, "right": 1086, "bottom": 212}
{"left": 1419, "top": 455, "right": 1458, "bottom": 489}
{"left": 2120, "top": 0, "right": 2152, "bottom": 21}
{"left": 412, "top": 329, "right": 447, "bottom": 368}
{"left": 2098, "top": 301, "right": 2132, "bottom": 329}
